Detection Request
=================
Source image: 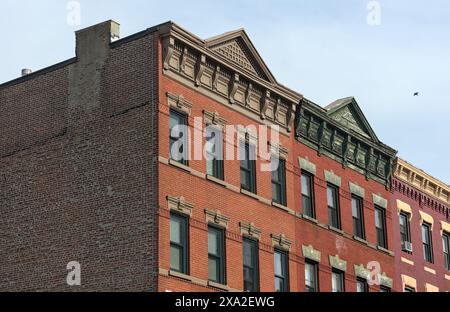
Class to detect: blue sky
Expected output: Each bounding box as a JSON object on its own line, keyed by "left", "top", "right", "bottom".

{"left": 1, "top": 0, "right": 449, "bottom": 183}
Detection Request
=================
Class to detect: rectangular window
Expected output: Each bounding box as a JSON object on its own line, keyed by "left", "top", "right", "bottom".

{"left": 243, "top": 238, "right": 259, "bottom": 292}
{"left": 169, "top": 109, "right": 188, "bottom": 165}
{"left": 332, "top": 270, "right": 344, "bottom": 292}
{"left": 208, "top": 226, "right": 226, "bottom": 284}
{"left": 404, "top": 286, "right": 416, "bottom": 292}
{"left": 443, "top": 232, "right": 450, "bottom": 270}
{"left": 305, "top": 261, "right": 318, "bottom": 292}
{"left": 240, "top": 142, "right": 256, "bottom": 193}
{"left": 274, "top": 249, "right": 289, "bottom": 292}
{"left": 422, "top": 222, "right": 433, "bottom": 263}
{"left": 327, "top": 184, "right": 340, "bottom": 229}
{"left": 399, "top": 212, "right": 411, "bottom": 252}
{"left": 301, "top": 171, "right": 315, "bottom": 219}
{"left": 380, "top": 286, "right": 391, "bottom": 292}
{"left": 170, "top": 213, "right": 189, "bottom": 274}
{"left": 352, "top": 196, "right": 365, "bottom": 239}
{"left": 375, "top": 206, "right": 387, "bottom": 249}
{"left": 356, "top": 278, "right": 368, "bottom": 292}
{"left": 272, "top": 158, "right": 286, "bottom": 206}
{"left": 206, "top": 126, "right": 224, "bottom": 180}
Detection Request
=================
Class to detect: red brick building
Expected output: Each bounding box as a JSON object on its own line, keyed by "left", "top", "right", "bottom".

{"left": 3, "top": 20, "right": 443, "bottom": 292}
{"left": 391, "top": 158, "right": 450, "bottom": 292}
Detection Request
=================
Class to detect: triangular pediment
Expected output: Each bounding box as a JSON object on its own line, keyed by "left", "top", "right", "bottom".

{"left": 326, "top": 97, "right": 379, "bottom": 142}
{"left": 205, "top": 29, "right": 276, "bottom": 84}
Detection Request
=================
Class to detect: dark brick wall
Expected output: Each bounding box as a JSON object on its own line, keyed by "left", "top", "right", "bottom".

{"left": 0, "top": 30, "right": 159, "bottom": 291}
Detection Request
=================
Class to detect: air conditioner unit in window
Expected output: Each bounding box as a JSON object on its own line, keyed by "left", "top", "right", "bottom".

{"left": 402, "top": 241, "right": 413, "bottom": 252}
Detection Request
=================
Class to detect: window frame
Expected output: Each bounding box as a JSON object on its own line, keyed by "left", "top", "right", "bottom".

{"left": 422, "top": 222, "right": 433, "bottom": 263}
{"left": 274, "top": 249, "right": 289, "bottom": 292}
{"left": 356, "top": 277, "right": 368, "bottom": 292}
{"left": 327, "top": 184, "right": 341, "bottom": 229}
{"left": 240, "top": 141, "right": 257, "bottom": 193}
{"left": 205, "top": 125, "right": 224, "bottom": 180}
{"left": 304, "top": 260, "right": 319, "bottom": 292}
{"left": 169, "top": 108, "right": 189, "bottom": 166}
{"left": 443, "top": 232, "right": 450, "bottom": 271}
{"left": 301, "top": 170, "right": 315, "bottom": 219}
{"left": 169, "top": 212, "right": 189, "bottom": 274}
{"left": 243, "top": 237, "right": 260, "bottom": 292}
{"left": 375, "top": 205, "right": 387, "bottom": 249}
{"left": 331, "top": 269, "right": 344, "bottom": 292}
{"left": 351, "top": 195, "right": 365, "bottom": 240}
{"left": 271, "top": 157, "right": 287, "bottom": 206}
{"left": 380, "top": 286, "right": 391, "bottom": 292}
{"left": 208, "top": 225, "right": 226, "bottom": 285}
{"left": 404, "top": 286, "right": 416, "bottom": 292}
{"left": 399, "top": 212, "right": 412, "bottom": 252}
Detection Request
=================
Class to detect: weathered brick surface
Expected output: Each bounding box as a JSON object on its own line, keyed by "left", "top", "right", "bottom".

{"left": 0, "top": 29, "right": 159, "bottom": 291}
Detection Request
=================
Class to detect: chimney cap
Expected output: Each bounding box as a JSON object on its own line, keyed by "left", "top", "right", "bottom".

{"left": 21, "top": 68, "right": 33, "bottom": 77}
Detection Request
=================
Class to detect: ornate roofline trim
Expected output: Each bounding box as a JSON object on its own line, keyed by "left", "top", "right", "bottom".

{"left": 158, "top": 22, "right": 302, "bottom": 104}
{"left": 325, "top": 97, "right": 379, "bottom": 143}
{"left": 205, "top": 28, "right": 277, "bottom": 84}
{"left": 394, "top": 158, "right": 450, "bottom": 205}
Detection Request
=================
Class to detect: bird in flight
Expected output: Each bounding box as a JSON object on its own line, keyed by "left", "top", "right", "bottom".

{"left": 413, "top": 92, "right": 419, "bottom": 96}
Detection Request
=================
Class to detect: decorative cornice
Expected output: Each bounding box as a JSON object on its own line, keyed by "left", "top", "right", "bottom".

{"left": 394, "top": 158, "right": 450, "bottom": 205}
{"left": 239, "top": 222, "right": 262, "bottom": 240}
{"left": 302, "top": 245, "right": 321, "bottom": 263}
{"left": 160, "top": 26, "right": 302, "bottom": 133}
{"left": 296, "top": 98, "right": 396, "bottom": 187}
{"left": 349, "top": 182, "right": 365, "bottom": 198}
{"left": 298, "top": 157, "right": 316, "bottom": 175}
{"left": 372, "top": 193, "right": 387, "bottom": 209}
{"left": 379, "top": 273, "right": 393, "bottom": 288}
{"left": 324, "top": 170, "right": 342, "bottom": 187}
{"left": 269, "top": 142, "right": 289, "bottom": 160}
{"left": 167, "top": 92, "right": 193, "bottom": 115}
{"left": 354, "top": 264, "right": 370, "bottom": 280}
{"left": 271, "top": 233, "right": 292, "bottom": 251}
{"left": 203, "top": 110, "right": 227, "bottom": 128}
{"left": 329, "top": 255, "right": 346, "bottom": 272}
{"left": 205, "top": 209, "right": 230, "bottom": 229}
{"left": 167, "top": 195, "right": 193, "bottom": 216}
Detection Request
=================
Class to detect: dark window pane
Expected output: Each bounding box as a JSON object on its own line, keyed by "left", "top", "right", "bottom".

{"left": 327, "top": 185, "right": 340, "bottom": 229}
{"left": 332, "top": 270, "right": 344, "bottom": 292}
{"left": 208, "top": 227, "right": 225, "bottom": 284}
{"left": 375, "top": 207, "right": 387, "bottom": 248}
{"left": 305, "top": 262, "right": 318, "bottom": 292}
{"left": 243, "top": 238, "right": 259, "bottom": 292}
{"left": 169, "top": 109, "right": 188, "bottom": 165}
{"left": 274, "top": 250, "right": 288, "bottom": 292}
{"left": 170, "top": 213, "right": 188, "bottom": 274}
{"left": 352, "top": 196, "right": 364, "bottom": 239}
{"left": 301, "top": 172, "right": 314, "bottom": 218}
{"left": 240, "top": 142, "right": 256, "bottom": 193}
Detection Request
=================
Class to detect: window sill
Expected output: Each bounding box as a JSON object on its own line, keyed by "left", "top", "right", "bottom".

{"left": 208, "top": 281, "right": 229, "bottom": 291}
{"left": 301, "top": 214, "right": 319, "bottom": 224}
{"left": 377, "top": 246, "right": 394, "bottom": 256}
{"left": 169, "top": 270, "right": 193, "bottom": 282}
{"left": 353, "top": 236, "right": 369, "bottom": 246}
{"left": 206, "top": 175, "right": 227, "bottom": 187}
{"left": 241, "top": 189, "right": 259, "bottom": 200}
{"left": 169, "top": 159, "right": 191, "bottom": 172}
{"left": 272, "top": 202, "right": 295, "bottom": 215}
{"left": 328, "top": 225, "right": 344, "bottom": 236}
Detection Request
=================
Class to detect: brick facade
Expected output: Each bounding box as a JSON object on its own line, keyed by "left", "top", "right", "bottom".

{"left": 1, "top": 20, "right": 448, "bottom": 292}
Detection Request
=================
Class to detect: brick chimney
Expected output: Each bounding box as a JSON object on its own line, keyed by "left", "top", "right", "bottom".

{"left": 68, "top": 20, "right": 120, "bottom": 128}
